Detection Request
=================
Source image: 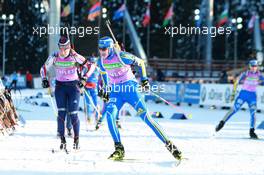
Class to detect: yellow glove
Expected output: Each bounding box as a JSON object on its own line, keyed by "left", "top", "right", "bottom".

{"left": 230, "top": 91, "right": 236, "bottom": 102}
{"left": 113, "top": 43, "right": 121, "bottom": 52}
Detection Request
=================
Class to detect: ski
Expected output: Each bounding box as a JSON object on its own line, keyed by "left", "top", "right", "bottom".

{"left": 51, "top": 148, "right": 70, "bottom": 154}
{"left": 174, "top": 157, "right": 188, "bottom": 167}
{"left": 109, "top": 158, "right": 142, "bottom": 163}
{"left": 108, "top": 157, "right": 186, "bottom": 166}
{"left": 51, "top": 147, "right": 82, "bottom": 154}
{"left": 86, "top": 129, "right": 97, "bottom": 132}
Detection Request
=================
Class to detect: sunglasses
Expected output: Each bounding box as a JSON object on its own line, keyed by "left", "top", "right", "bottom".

{"left": 99, "top": 48, "right": 108, "bottom": 51}
{"left": 58, "top": 44, "right": 71, "bottom": 50}
{"left": 59, "top": 47, "right": 70, "bottom": 51}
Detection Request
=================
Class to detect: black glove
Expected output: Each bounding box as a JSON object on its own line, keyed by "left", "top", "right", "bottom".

{"left": 78, "top": 77, "right": 87, "bottom": 88}
{"left": 141, "top": 79, "right": 150, "bottom": 91}
{"left": 99, "top": 86, "right": 111, "bottom": 102}
{"left": 42, "top": 79, "right": 50, "bottom": 88}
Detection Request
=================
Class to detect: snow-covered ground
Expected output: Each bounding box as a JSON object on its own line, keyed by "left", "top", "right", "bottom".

{"left": 0, "top": 89, "right": 264, "bottom": 175}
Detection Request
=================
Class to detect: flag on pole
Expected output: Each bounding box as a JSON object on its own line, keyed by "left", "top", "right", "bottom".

{"left": 260, "top": 19, "right": 264, "bottom": 30}
{"left": 113, "top": 4, "right": 126, "bottom": 21}
{"left": 162, "top": 3, "right": 174, "bottom": 27}
{"left": 61, "top": 0, "right": 74, "bottom": 17}
{"left": 248, "top": 15, "right": 256, "bottom": 29}
{"left": 216, "top": 7, "right": 228, "bottom": 27}
{"left": 87, "top": 1, "right": 101, "bottom": 21}
{"left": 142, "top": 4, "right": 151, "bottom": 27}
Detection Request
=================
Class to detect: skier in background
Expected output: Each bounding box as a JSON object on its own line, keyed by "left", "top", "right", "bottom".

{"left": 40, "top": 36, "right": 95, "bottom": 150}
{"left": 215, "top": 59, "right": 264, "bottom": 139}
{"left": 96, "top": 36, "right": 182, "bottom": 161}
{"left": 83, "top": 57, "right": 100, "bottom": 123}
{"left": 9, "top": 71, "right": 18, "bottom": 92}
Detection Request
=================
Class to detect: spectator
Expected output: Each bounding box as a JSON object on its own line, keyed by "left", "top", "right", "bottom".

{"left": 219, "top": 70, "right": 228, "bottom": 84}
{"left": 26, "top": 70, "right": 33, "bottom": 88}
{"left": 156, "top": 69, "right": 165, "bottom": 82}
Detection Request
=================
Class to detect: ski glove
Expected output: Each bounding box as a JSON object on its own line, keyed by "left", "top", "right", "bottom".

{"left": 99, "top": 86, "right": 111, "bottom": 102}
{"left": 230, "top": 92, "right": 235, "bottom": 102}
{"left": 113, "top": 43, "right": 121, "bottom": 52}
{"left": 78, "top": 77, "right": 87, "bottom": 88}
{"left": 42, "top": 79, "right": 50, "bottom": 88}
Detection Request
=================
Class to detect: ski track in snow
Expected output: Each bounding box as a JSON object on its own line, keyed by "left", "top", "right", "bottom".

{"left": 0, "top": 89, "right": 264, "bottom": 175}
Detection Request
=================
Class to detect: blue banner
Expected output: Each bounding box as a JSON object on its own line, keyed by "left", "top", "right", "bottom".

{"left": 159, "top": 83, "right": 178, "bottom": 102}
{"left": 175, "top": 84, "right": 201, "bottom": 104}
{"left": 144, "top": 82, "right": 201, "bottom": 105}
{"left": 183, "top": 84, "right": 201, "bottom": 104}
{"left": 144, "top": 82, "right": 177, "bottom": 102}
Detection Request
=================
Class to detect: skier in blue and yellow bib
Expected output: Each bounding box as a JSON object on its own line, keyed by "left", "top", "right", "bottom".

{"left": 97, "top": 36, "right": 182, "bottom": 161}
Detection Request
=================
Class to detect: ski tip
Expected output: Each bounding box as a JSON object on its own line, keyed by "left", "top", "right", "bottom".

{"left": 249, "top": 137, "right": 259, "bottom": 140}
{"left": 108, "top": 156, "right": 124, "bottom": 161}
{"left": 173, "top": 157, "right": 188, "bottom": 167}
{"left": 181, "top": 157, "right": 189, "bottom": 161}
